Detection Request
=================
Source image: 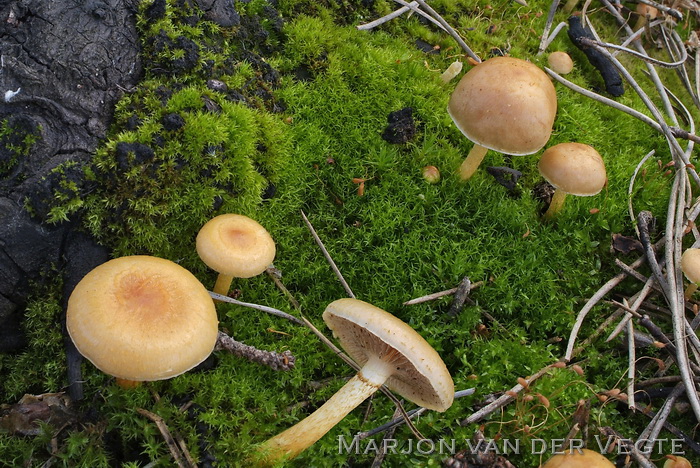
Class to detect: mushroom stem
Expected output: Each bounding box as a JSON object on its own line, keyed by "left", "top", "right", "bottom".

{"left": 213, "top": 273, "right": 235, "bottom": 297}
{"left": 562, "top": 0, "right": 578, "bottom": 13}
{"left": 543, "top": 188, "right": 567, "bottom": 219}
{"left": 684, "top": 283, "right": 698, "bottom": 301}
{"left": 458, "top": 144, "right": 489, "bottom": 180}
{"left": 256, "top": 355, "right": 393, "bottom": 465}
{"left": 115, "top": 378, "right": 141, "bottom": 389}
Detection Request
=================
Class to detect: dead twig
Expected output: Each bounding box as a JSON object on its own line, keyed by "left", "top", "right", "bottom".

{"left": 403, "top": 281, "right": 483, "bottom": 305}
{"left": 136, "top": 408, "right": 194, "bottom": 468}
{"left": 215, "top": 332, "right": 295, "bottom": 371}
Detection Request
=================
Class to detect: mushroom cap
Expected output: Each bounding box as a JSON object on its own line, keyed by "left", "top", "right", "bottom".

{"left": 67, "top": 256, "right": 219, "bottom": 381}
{"left": 548, "top": 51, "right": 574, "bottom": 74}
{"left": 322, "top": 298, "right": 454, "bottom": 412}
{"left": 681, "top": 248, "right": 700, "bottom": 283}
{"left": 636, "top": 3, "right": 659, "bottom": 19}
{"left": 196, "top": 214, "right": 276, "bottom": 278}
{"left": 538, "top": 142, "right": 607, "bottom": 196}
{"left": 542, "top": 449, "right": 616, "bottom": 468}
{"left": 447, "top": 56, "right": 557, "bottom": 155}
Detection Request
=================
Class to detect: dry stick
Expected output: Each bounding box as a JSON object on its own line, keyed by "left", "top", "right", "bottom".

{"left": 539, "top": 21, "right": 569, "bottom": 54}
{"left": 356, "top": 388, "right": 475, "bottom": 440}
{"left": 412, "top": 0, "right": 481, "bottom": 63}
{"left": 357, "top": 3, "right": 416, "bottom": 30}
{"left": 403, "top": 281, "right": 483, "bottom": 305}
{"left": 606, "top": 277, "right": 655, "bottom": 342}
{"left": 209, "top": 292, "right": 304, "bottom": 325}
{"left": 447, "top": 277, "right": 471, "bottom": 317}
{"left": 136, "top": 408, "right": 192, "bottom": 468}
{"left": 564, "top": 244, "right": 657, "bottom": 360}
{"left": 638, "top": 211, "right": 671, "bottom": 298}
{"left": 636, "top": 402, "right": 700, "bottom": 456}
{"left": 637, "top": 383, "right": 686, "bottom": 453}
{"left": 636, "top": 0, "right": 683, "bottom": 20}
{"left": 599, "top": 427, "right": 655, "bottom": 468}
{"left": 537, "top": 0, "right": 562, "bottom": 54}
{"left": 369, "top": 406, "right": 402, "bottom": 468}
{"left": 300, "top": 210, "right": 356, "bottom": 299}
{"left": 627, "top": 319, "right": 637, "bottom": 411}
{"left": 661, "top": 26, "right": 700, "bottom": 108}
{"left": 215, "top": 332, "right": 295, "bottom": 372}
{"left": 266, "top": 266, "right": 300, "bottom": 310}
{"left": 583, "top": 32, "right": 687, "bottom": 68}
{"left": 628, "top": 150, "right": 656, "bottom": 237}
{"left": 460, "top": 363, "right": 557, "bottom": 426}
{"left": 390, "top": 0, "right": 448, "bottom": 33}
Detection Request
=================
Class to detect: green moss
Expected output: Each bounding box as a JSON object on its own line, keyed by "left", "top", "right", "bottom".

{"left": 0, "top": 116, "right": 41, "bottom": 177}
{"left": 3, "top": 0, "right": 699, "bottom": 466}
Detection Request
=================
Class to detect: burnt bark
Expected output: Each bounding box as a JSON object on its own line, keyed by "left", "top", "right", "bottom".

{"left": 0, "top": 0, "right": 142, "bottom": 350}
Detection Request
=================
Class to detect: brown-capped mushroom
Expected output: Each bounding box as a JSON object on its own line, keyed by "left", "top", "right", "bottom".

{"left": 664, "top": 455, "right": 693, "bottom": 468}
{"left": 196, "top": 214, "right": 276, "bottom": 297}
{"left": 448, "top": 56, "right": 557, "bottom": 180}
{"left": 538, "top": 142, "right": 606, "bottom": 219}
{"left": 66, "top": 256, "right": 219, "bottom": 388}
{"left": 542, "top": 448, "right": 616, "bottom": 467}
{"left": 256, "top": 298, "right": 454, "bottom": 464}
{"left": 681, "top": 248, "right": 700, "bottom": 300}
{"left": 548, "top": 51, "right": 574, "bottom": 74}
{"left": 634, "top": 3, "right": 659, "bottom": 30}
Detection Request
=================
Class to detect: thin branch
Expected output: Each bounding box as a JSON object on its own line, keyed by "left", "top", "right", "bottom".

{"left": 215, "top": 332, "right": 296, "bottom": 371}
{"left": 209, "top": 292, "right": 304, "bottom": 325}
{"left": 412, "top": 0, "right": 481, "bottom": 63}
{"left": 403, "top": 281, "right": 483, "bottom": 305}
{"left": 300, "top": 210, "right": 356, "bottom": 299}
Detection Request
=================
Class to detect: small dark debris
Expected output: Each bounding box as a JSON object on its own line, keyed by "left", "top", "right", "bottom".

{"left": 161, "top": 112, "right": 186, "bottom": 131}
{"left": 115, "top": 142, "right": 155, "bottom": 170}
{"left": 124, "top": 114, "right": 141, "bottom": 131}
{"left": 262, "top": 182, "right": 276, "bottom": 200}
{"left": 485, "top": 166, "right": 522, "bottom": 192}
{"left": 207, "top": 79, "right": 228, "bottom": 93}
{"left": 0, "top": 393, "right": 77, "bottom": 436}
{"left": 381, "top": 107, "right": 416, "bottom": 144}
{"left": 532, "top": 180, "right": 555, "bottom": 206}
{"left": 415, "top": 39, "right": 439, "bottom": 54}
{"left": 486, "top": 24, "right": 498, "bottom": 34}
{"left": 612, "top": 233, "right": 643, "bottom": 255}
{"left": 144, "top": 0, "right": 166, "bottom": 21}
{"left": 490, "top": 47, "right": 507, "bottom": 57}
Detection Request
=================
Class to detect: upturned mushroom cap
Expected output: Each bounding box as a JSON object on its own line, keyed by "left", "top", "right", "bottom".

{"left": 447, "top": 56, "right": 557, "bottom": 155}
{"left": 538, "top": 143, "right": 607, "bottom": 196}
{"left": 542, "top": 448, "right": 616, "bottom": 468}
{"left": 67, "top": 256, "right": 219, "bottom": 381}
{"left": 636, "top": 3, "right": 659, "bottom": 20}
{"left": 681, "top": 248, "right": 700, "bottom": 284}
{"left": 323, "top": 298, "right": 454, "bottom": 411}
{"left": 196, "top": 214, "right": 276, "bottom": 278}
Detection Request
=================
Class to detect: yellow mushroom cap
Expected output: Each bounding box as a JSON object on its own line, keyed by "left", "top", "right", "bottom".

{"left": 548, "top": 51, "right": 574, "bottom": 74}
{"left": 196, "top": 214, "right": 276, "bottom": 278}
{"left": 538, "top": 143, "right": 607, "bottom": 196}
{"left": 66, "top": 256, "right": 219, "bottom": 381}
{"left": 323, "top": 298, "right": 454, "bottom": 412}
{"left": 636, "top": 3, "right": 659, "bottom": 19}
{"left": 681, "top": 248, "right": 700, "bottom": 284}
{"left": 542, "top": 448, "right": 616, "bottom": 468}
{"left": 447, "top": 56, "right": 557, "bottom": 155}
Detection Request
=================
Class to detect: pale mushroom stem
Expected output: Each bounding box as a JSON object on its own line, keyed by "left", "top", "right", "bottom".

{"left": 562, "top": 0, "right": 578, "bottom": 13}
{"left": 256, "top": 355, "right": 394, "bottom": 465}
{"left": 684, "top": 283, "right": 698, "bottom": 301}
{"left": 633, "top": 15, "right": 647, "bottom": 31}
{"left": 213, "top": 273, "right": 235, "bottom": 297}
{"left": 458, "top": 144, "right": 489, "bottom": 180}
{"left": 543, "top": 188, "right": 567, "bottom": 219}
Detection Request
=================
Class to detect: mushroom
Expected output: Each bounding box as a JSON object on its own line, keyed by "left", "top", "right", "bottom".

{"left": 634, "top": 3, "right": 659, "bottom": 30}
{"left": 681, "top": 248, "right": 700, "bottom": 300}
{"left": 542, "top": 448, "right": 615, "bottom": 467}
{"left": 664, "top": 455, "right": 693, "bottom": 468}
{"left": 447, "top": 56, "right": 557, "bottom": 180}
{"left": 256, "top": 298, "right": 454, "bottom": 464}
{"left": 196, "top": 214, "right": 276, "bottom": 297}
{"left": 537, "top": 142, "right": 607, "bottom": 219}
{"left": 66, "top": 255, "right": 219, "bottom": 388}
{"left": 548, "top": 51, "right": 574, "bottom": 75}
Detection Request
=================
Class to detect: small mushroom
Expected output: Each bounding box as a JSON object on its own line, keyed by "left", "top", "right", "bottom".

{"left": 196, "top": 214, "right": 276, "bottom": 297}
{"left": 256, "top": 298, "right": 454, "bottom": 464}
{"left": 664, "top": 455, "right": 693, "bottom": 468}
{"left": 634, "top": 3, "right": 659, "bottom": 30}
{"left": 542, "top": 448, "right": 615, "bottom": 467}
{"left": 538, "top": 142, "right": 607, "bottom": 219}
{"left": 66, "top": 256, "right": 219, "bottom": 388}
{"left": 548, "top": 51, "right": 574, "bottom": 74}
{"left": 681, "top": 248, "right": 700, "bottom": 300}
{"left": 448, "top": 57, "right": 557, "bottom": 180}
